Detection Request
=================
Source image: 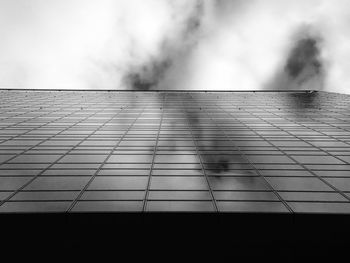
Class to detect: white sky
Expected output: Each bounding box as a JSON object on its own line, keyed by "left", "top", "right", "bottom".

{"left": 1, "top": 0, "right": 350, "bottom": 94}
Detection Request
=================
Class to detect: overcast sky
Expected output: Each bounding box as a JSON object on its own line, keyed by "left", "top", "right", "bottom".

{"left": 1, "top": 0, "right": 350, "bottom": 93}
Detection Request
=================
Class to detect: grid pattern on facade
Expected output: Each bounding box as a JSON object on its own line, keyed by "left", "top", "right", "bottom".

{"left": 0, "top": 90, "right": 350, "bottom": 213}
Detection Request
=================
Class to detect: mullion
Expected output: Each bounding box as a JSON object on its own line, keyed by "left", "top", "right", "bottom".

{"left": 142, "top": 94, "right": 165, "bottom": 212}
{"left": 182, "top": 94, "right": 218, "bottom": 212}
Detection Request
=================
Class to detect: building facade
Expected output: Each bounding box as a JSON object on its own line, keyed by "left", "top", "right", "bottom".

{"left": 0, "top": 90, "right": 350, "bottom": 213}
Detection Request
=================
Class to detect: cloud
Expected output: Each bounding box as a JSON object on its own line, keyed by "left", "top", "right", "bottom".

{"left": 0, "top": 0, "right": 350, "bottom": 93}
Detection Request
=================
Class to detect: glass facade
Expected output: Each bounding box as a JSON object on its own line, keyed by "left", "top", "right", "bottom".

{"left": 0, "top": 89, "right": 350, "bottom": 213}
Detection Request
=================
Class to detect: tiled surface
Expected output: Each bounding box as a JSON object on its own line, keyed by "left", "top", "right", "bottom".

{"left": 0, "top": 90, "right": 350, "bottom": 213}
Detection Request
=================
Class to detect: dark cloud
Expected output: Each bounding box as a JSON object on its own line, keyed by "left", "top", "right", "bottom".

{"left": 124, "top": 0, "right": 206, "bottom": 91}
{"left": 125, "top": 58, "right": 172, "bottom": 90}
{"left": 267, "top": 25, "right": 325, "bottom": 91}
{"left": 183, "top": 0, "right": 205, "bottom": 37}
{"left": 284, "top": 31, "right": 324, "bottom": 90}
{"left": 285, "top": 37, "right": 322, "bottom": 78}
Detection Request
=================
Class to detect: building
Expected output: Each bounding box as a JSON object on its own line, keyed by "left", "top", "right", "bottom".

{"left": 0, "top": 89, "right": 350, "bottom": 213}
{"left": 1, "top": 89, "right": 350, "bottom": 254}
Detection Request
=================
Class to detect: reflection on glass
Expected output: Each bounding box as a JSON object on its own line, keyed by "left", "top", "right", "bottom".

{"left": 1, "top": 91, "right": 347, "bottom": 213}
